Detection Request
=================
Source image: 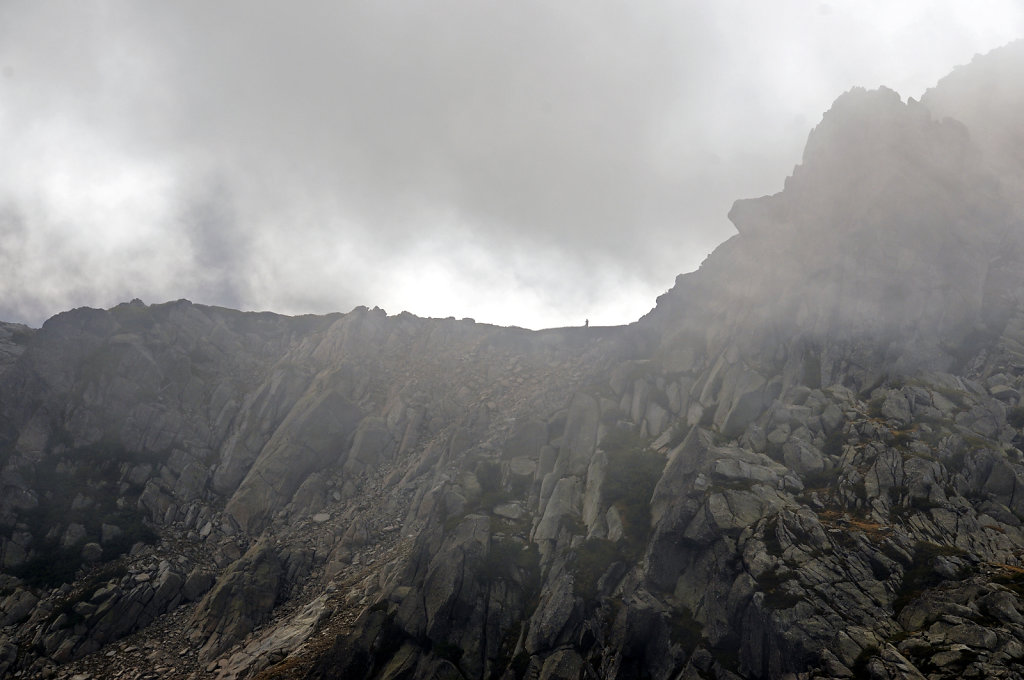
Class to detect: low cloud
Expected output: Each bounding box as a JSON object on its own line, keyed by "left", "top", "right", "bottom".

{"left": 0, "top": 1, "right": 1021, "bottom": 327}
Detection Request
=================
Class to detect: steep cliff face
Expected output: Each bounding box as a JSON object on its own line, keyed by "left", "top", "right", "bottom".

{"left": 0, "top": 299, "right": 642, "bottom": 678}
{"left": 2, "top": 41, "right": 1024, "bottom": 680}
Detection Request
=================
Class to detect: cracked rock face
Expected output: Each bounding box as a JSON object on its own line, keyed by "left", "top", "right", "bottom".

{"left": 3, "top": 40, "right": 1024, "bottom": 680}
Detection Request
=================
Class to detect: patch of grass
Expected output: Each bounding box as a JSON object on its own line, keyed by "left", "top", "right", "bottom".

{"left": 847, "top": 517, "right": 886, "bottom": 536}
{"left": 962, "top": 433, "right": 998, "bottom": 451}
{"left": 991, "top": 563, "right": 1024, "bottom": 597}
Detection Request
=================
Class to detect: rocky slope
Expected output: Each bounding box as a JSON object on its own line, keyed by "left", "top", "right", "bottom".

{"left": 2, "top": 41, "right": 1024, "bottom": 680}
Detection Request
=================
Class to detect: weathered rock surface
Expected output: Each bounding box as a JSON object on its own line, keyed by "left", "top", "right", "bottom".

{"left": 2, "top": 39, "right": 1024, "bottom": 680}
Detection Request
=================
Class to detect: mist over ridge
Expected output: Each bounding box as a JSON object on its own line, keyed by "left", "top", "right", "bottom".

{"left": 2, "top": 28, "right": 1024, "bottom": 680}
{"left": 1, "top": 3, "right": 1022, "bottom": 329}
{"left": 645, "top": 41, "right": 1024, "bottom": 361}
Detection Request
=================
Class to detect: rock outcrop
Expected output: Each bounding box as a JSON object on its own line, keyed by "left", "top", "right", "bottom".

{"left": 2, "top": 39, "right": 1024, "bottom": 680}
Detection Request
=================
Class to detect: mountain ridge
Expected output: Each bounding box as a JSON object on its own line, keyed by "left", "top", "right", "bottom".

{"left": 2, "top": 40, "right": 1024, "bottom": 680}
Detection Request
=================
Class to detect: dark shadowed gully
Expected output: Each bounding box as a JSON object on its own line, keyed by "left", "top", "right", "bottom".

{"left": 2, "top": 40, "right": 1024, "bottom": 680}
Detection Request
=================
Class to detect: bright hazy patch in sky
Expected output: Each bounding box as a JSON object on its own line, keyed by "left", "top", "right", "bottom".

{"left": 0, "top": 1, "right": 1021, "bottom": 328}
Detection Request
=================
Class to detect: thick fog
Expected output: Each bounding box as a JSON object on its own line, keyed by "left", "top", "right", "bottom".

{"left": 0, "top": 2, "right": 1021, "bottom": 328}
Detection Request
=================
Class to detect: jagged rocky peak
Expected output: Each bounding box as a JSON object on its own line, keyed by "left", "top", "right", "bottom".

{"left": 650, "top": 45, "right": 1024, "bottom": 359}
{"left": 922, "top": 39, "right": 1024, "bottom": 184}
{"left": 731, "top": 86, "right": 979, "bottom": 241}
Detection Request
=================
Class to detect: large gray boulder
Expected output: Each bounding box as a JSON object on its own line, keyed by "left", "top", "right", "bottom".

{"left": 189, "top": 537, "right": 283, "bottom": 663}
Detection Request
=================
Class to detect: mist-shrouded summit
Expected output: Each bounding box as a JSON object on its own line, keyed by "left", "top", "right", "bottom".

{"left": 0, "top": 2, "right": 1022, "bottom": 329}
{"left": 3, "top": 26, "right": 1024, "bottom": 680}
{"left": 648, "top": 40, "right": 1024, "bottom": 362}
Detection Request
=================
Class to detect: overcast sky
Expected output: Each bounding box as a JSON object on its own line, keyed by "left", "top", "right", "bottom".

{"left": 1, "top": 2, "right": 1022, "bottom": 329}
